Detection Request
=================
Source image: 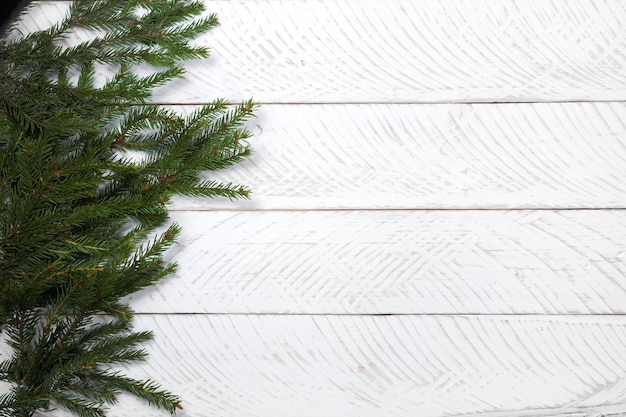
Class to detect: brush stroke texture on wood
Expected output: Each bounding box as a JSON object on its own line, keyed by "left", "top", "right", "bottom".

{"left": 167, "top": 102, "right": 626, "bottom": 210}
{"left": 98, "top": 315, "right": 626, "bottom": 417}
{"left": 19, "top": 0, "right": 626, "bottom": 103}
{"left": 9, "top": 2, "right": 626, "bottom": 417}
{"left": 126, "top": 210, "right": 626, "bottom": 315}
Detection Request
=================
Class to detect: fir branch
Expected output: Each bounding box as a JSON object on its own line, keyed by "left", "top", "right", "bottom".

{"left": 0, "top": 0, "right": 256, "bottom": 416}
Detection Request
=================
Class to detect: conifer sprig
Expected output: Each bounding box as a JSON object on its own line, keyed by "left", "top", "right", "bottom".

{"left": 0, "top": 1, "right": 256, "bottom": 416}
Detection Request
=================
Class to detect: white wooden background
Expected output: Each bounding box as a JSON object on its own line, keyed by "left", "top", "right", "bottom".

{"left": 14, "top": 1, "right": 626, "bottom": 416}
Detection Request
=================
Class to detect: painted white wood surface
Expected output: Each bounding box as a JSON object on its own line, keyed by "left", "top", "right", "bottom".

{"left": 9, "top": 1, "right": 626, "bottom": 417}
{"left": 168, "top": 102, "right": 626, "bottom": 210}
{"left": 127, "top": 210, "right": 626, "bottom": 315}
{"left": 21, "top": 0, "right": 626, "bottom": 103}
{"left": 102, "top": 315, "right": 626, "bottom": 417}
{"left": 4, "top": 315, "right": 626, "bottom": 417}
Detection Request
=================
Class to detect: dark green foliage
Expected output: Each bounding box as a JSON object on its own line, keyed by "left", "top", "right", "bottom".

{"left": 0, "top": 1, "right": 255, "bottom": 416}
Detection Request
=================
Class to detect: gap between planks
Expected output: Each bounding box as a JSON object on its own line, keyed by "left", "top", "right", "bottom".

{"left": 130, "top": 312, "right": 626, "bottom": 317}
{"left": 149, "top": 99, "right": 626, "bottom": 106}
{"left": 167, "top": 207, "right": 626, "bottom": 212}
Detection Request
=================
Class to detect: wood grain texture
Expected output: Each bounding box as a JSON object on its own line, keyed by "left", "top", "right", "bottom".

{"left": 94, "top": 315, "right": 626, "bottom": 417}
{"left": 9, "top": 3, "right": 626, "bottom": 417}
{"left": 18, "top": 0, "right": 626, "bottom": 103}
{"left": 3, "top": 315, "right": 626, "bottom": 417}
{"left": 167, "top": 102, "right": 626, "bottom": 210}
{"left": 126, "top": 210, "right": 626, "bottom": 315}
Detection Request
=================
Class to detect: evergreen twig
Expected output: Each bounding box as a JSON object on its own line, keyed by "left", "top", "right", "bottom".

{"left": 0, "top": 1, "right": 256, "bottom": 416}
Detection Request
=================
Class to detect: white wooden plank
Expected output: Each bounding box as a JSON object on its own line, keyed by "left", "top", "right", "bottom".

{"left": 18, "top": 1, "right": 626, "bottom": 103}
{"left": 126, "top": 210, "right": 626, "bottom": 315}
{"left": 3, "top": 315, "right": 626, "bottom": 417}
{"left": 19, "top": 5, "right": 626, "bottom": 210}
{"left": 166, "top": 102, "right": 626, "bottom": 210}
{"left": 98, "top": 315, "right": 626, "bottom": 417}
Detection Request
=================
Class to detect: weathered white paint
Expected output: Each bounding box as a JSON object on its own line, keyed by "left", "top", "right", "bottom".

{"left": 126, "top": 210, "right": 626, "bottom": 315}
{"left": 7, "top": 1, "right": 626, "bottom": 416}
{"left": 102, "top": 315, "right": 626, "bottom": 417}
{"left": 167, "top": 102, "right": 626, "bottom": 210}
{"left": 19, "top": 0, "right": 626, "bottom": 103}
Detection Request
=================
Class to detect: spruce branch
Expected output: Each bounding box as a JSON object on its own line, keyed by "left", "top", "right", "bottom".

{"left": 0, "top": 0, "right": 256, "bottom": 416}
